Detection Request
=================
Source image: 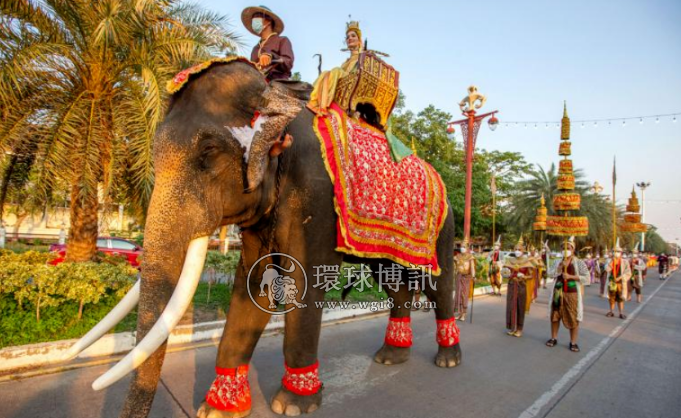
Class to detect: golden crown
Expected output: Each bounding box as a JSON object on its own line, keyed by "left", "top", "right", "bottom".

{"left": 346, "top": 20, "right": 362, "bottom": 38}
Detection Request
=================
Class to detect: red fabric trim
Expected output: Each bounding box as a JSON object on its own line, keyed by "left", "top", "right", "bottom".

{"left": 314, "top": 104, "right": 448, "bottom": 274}
{"left": 282, "top": 361, "right": 322, "bottom": 396}
{"left": 250, "top": 111, "right": 261, "bottom": 128}
{"left": 385, "top": 317, "right": 413, "bottom": 347}
{"left": 436, "top": 318, "right": 460, "bottom": 347}
{"left": 205, "top": 365, "right": 251, "bottom": 412}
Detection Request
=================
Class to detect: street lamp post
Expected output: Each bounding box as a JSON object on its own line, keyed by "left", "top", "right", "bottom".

{"left": 447, "top": 86, "right": 498, "bottom": 241}
{"left": 636, "top": 181, "right": 651, "bottom": 251}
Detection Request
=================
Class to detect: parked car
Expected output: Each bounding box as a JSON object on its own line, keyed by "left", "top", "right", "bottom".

{"left": 49, "top": 237, "right": 143, "bottom": 267}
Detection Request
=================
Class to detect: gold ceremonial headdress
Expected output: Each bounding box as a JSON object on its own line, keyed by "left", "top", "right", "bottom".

{"left": 346, "top": 20, "right": 362, "bottom": 39}
{"left": 494, "top": 234, "right": 502, "bottom": 249}
{"left": 567, "top": 236, "right": 576, "bottom": 250}
{"left": 514, "top": 235, "right": 525, "bottom": 251}
{"left": 613, "top": 238, "right": 622, "bottom": 252}
{"left": 461, "top": 237, "right": 469, "bottom": 249}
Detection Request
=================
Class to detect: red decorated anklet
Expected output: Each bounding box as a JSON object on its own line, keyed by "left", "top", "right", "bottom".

{"left": 384, "top": 317, "right": 413, "bottom": 347}
{"left": 282, "top": 360, "right": 322, "bottom": 396}
{"left": 436, "top": 317, "right": 460, "bottom": 347}
{"left": 205, "top": 365, "right": 251, "bottom": 412}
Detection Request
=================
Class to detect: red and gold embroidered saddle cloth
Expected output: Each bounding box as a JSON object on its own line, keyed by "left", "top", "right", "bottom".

{"left": 314, "top": 103, "right": 449, "bottom": 274}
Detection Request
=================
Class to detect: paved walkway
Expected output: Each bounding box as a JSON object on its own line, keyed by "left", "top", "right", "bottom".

{"left": 2, "top": 269, "right": 680, "bottom": 418}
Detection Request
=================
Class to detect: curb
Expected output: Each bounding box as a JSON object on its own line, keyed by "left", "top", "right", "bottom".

{"left": 0, "top": 304, "right": 388, "bottom": 376}
{"left": 0, "top": 283, "right": 510, "bottom": 377}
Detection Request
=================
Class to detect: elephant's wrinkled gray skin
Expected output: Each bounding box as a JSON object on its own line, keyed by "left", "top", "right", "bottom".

{"left": 119, "top": 61, "right": 460, "bottom": 418}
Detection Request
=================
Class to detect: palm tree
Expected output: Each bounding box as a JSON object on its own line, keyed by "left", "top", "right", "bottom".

{"left": 0, "top": 0, "right": 241, "bottom": 261}
{"left": 505, "top": 164, "right": 616, "bottom": 250}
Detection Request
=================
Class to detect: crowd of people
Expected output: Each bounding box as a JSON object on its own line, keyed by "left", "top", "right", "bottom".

{"left": 450, "top": 236, "right": 678, "bottom": 353}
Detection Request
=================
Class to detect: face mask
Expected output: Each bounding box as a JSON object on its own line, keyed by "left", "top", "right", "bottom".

{"left": 514, "top": 250, "right": 522, "bottom": 257}
{"left": 462, "top": 248, "right": 468, "bottom": 253}
{"left": 252, "top": 17, "right": 264, "bottom": 34}
{"left": 565, "top": 250, "right": 572, "bottom": 258}
{"left": 614, "top": 252, "right": 622, "bottom": 258}
{"left": 587, "top": 255, "right": 592, "bottom": 259}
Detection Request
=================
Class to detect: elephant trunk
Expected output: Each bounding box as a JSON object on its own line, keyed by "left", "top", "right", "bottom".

{"left": 113, "top": 170, "right": 215, "bottom": 417}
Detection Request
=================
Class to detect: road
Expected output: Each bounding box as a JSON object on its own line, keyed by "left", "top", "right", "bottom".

{"left": 2, "top": 269, "right": 680, "bottom": 418}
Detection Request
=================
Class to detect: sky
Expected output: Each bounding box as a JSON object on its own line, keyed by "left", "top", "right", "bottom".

{"left": 203, "top": 0, "right": 681, "bottom": 245}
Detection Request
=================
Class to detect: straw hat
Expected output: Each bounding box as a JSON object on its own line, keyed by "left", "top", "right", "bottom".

{"left": 241, "top": 5, "right": 285, "bottom": 36}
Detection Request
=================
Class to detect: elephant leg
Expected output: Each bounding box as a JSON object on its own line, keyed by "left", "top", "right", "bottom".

{"left": 423, "top": 271, "right": 462, "bottom": 368}
{"left": 270, "top": 285, "right": 326, "bottom": 416}
{"left": 422, "top": 210, "right": 461, "bottom": 369}
{"left": 198, "top": 254, "right": 272, "bottom": 418}
{"left": 372, "top": 263, "right": 414, "bottom": 365}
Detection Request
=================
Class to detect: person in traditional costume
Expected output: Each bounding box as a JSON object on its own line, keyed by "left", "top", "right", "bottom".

{"left": 599, "top": 248, "right": 611, "bottom": 298}
{"left": 658, "top": 253, "right": 669, "bottom": 279}
{"left": 545, "top": 237, "right": 589, "bottom": 352}
{"left": 487, "top": 235, "right": 503, "bottom": 296}
{"left": 605, "top": 239, "right": 632, "bottom": 319}
{"left": 308, "top": 21, "right": 364, "bottom": 115}
{"left": 502, "top": 236, "right": 533, "bottom": 337}
{"left": 629, "top": 244, "right": 646, "bottom": 303}
{"left": 532, "top": 248, "right": 543, "bottom": 298}
{"left": 540, "top": 244, "right": 550, "bottom": 289}
{"left": 242, "top": 6, "right": 294, "bottom": 81}
{"left": 584, "top": 252, "right": 600, "bottom": 287}
{"left": 524, "top": 248, "right": 540, "bottom": 313}
{"left": 454, "top": 239, "right": 476, "bottom": 321}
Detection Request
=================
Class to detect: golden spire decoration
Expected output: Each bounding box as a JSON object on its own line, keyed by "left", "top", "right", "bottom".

{"left": 561, "top": 101, "right": 571, "bottom": 140}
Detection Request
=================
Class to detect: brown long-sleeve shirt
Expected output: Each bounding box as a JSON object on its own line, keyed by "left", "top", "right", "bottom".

{"left": 250, "top": 34, "right": 294, "bottom": 80}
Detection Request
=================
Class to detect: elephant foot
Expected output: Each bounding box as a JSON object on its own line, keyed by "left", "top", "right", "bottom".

{"left": 270, "top": 386, "right": 322, "bottom": 416}
{"left": 435, "top": 344, "right": 462, "bottom": 368}
{"left": 197, "top": 402, "right": 251, "bottom": 418}
{"left": 373, "top": 343, "right": 411, "bottom": 365}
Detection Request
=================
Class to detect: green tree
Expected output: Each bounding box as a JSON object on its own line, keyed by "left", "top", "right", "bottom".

{"left": 0, "top": 0, "right": 241, "bottom": 261}
{"left": 390, "top": 102, "right": 531, "bottom": 242}
{"left": 505, "top": 164, "right": 616, "bottom": 250}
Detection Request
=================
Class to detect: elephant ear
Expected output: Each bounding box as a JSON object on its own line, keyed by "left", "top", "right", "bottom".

{"left": 243, "top": 82, "right": 304, "bottom": 192}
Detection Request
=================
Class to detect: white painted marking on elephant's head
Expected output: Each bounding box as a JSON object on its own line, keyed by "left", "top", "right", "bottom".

{"left": 226, "top": 115, "right": 269, "bottom": 163}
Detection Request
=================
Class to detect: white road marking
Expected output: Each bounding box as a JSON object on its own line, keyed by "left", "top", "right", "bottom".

{"left": 517, "top": 274, "right": 672, "bottom": 418}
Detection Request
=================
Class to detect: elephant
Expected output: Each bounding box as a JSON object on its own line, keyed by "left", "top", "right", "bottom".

{"left": 66, "top": 59, "right": 461, "bottom": 418}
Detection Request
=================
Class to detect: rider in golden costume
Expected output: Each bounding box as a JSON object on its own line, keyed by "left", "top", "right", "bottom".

{"left": 308, "top": 21, "right": 363, "bottom": 115}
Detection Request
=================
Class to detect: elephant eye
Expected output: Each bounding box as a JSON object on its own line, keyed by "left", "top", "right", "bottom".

{"left": 199, "top": 145, "right": 220, "bottom": 170}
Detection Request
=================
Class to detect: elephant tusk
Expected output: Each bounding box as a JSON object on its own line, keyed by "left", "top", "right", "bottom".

{"left": 91, "top": 236, "right": 209, "bottom": 391}
{"left": 60, "top": 279, "right": 141, "bottom": 362}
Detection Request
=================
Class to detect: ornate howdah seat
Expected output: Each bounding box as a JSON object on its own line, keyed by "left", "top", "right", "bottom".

{"left": 333, "top": 51, "right": 400, "bottom": 131}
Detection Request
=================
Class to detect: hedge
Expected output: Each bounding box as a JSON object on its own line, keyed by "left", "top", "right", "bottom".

{"left": 0, "top": 250, "right": 137, "bottom": 348}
